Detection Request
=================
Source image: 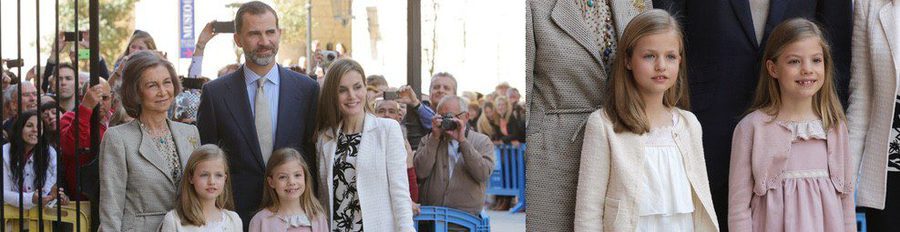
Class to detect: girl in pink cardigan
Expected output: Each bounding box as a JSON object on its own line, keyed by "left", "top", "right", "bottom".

{"left": 249, "top": 148, "right": 328, "bottom": 232}
{"left": 728, "top": 18, "right": 855, "bottom": 232}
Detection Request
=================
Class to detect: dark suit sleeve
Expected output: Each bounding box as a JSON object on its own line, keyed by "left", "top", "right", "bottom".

{"left": 304, "top": 82, "right": 320, "bottom": 192}
{"left": 196, "top": 84, "right": 218, "bottom": 145}
{"left": 816, "top": 0, "right": 852, "bottom": 109}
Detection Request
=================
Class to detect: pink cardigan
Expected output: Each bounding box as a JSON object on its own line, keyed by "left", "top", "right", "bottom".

{"left": 728, "top": 111, "right": 855, "bottom": 231}
{"left": 248, "top": 208, "right": 329, "bottom": 232}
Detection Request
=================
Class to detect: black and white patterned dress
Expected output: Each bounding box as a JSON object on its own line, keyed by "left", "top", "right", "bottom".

{"left": 333, "top": 132, "right": 363, "bottom": 231}
{"left": 888, "top": 95, "right": 900, "bottom": 173}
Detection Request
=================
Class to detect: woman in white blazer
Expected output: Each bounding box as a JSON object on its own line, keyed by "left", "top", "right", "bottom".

{"left": 99, "top": 51, "right": 200, "bottom": 231}
{"left": 847, "top": 0, "right": 900, "bottom": 229}
{"left": 313, "top": 58, "right": 414, "bottom": 232}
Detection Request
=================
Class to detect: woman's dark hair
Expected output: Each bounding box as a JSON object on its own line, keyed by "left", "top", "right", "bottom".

{"left": 39, "top": 102, "right": 62, "bottom": 114}
{"left": 8, "top": 110, "right": 51, "bottom": 192}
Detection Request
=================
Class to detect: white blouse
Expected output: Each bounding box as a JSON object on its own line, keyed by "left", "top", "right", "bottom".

{"left": 2, "top": 144, "right": 58, "bottom": 210}
{"left": 158, "top": 209, "right": 243, "bottom": 232}
{"left": 638, "top": 113, "right": 694, "bottom": 231}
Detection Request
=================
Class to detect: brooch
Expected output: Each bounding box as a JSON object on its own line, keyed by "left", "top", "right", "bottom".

{"left": 188, "top": 137, "right": 199, "bottom": 148}
{"left": 634, "top": 0, "right": 646, "bottom": 12}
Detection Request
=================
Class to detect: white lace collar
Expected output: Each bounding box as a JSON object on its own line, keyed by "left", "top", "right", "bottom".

{"left": 777, "top": 120, "right": 827, "bottom": 141}
{"left": 277, "top": 212, "right": 312, "bottom": 228}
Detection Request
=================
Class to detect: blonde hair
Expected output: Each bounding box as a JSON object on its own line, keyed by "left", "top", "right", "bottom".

{"left": 604, "top": 9, "right": 689, "bottom": 134}
{"left": 749, "top": 18, "right": 845, "bottom": 129}
{"left": 493, "top": 96, "right": 512, "bottom": 121}
{"left": 175, "top": 144, "right": 235, "bottom": 226}
{"left": 259, "top": 148, "right": 324, "bottom": 220}
{"left": 477, "top": 101, "right": 498, "bottom": 137}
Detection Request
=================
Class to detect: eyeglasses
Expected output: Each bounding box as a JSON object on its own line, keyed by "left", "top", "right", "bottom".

{"left": 444, "top": 112, "right": 467, "bottom": 119}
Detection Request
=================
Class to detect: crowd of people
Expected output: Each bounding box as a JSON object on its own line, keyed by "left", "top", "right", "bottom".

{"left": 0, "top": 1, "right": 525, "bottom": 231}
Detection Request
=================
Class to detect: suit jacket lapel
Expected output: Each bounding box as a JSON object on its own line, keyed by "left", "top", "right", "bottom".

{"left": 761, "top": 0, "right": 789, "bottom": 49}
{"left": 880, "top": 3, "right": 900, "bottom": 72}
{"left": 357, "top": 115, "right": 378, "bottom": 184}
{"left": 274, "top": 66, "right": 297, "bottom": 149}
{"left": 355, "top": 115, "right": 380, "bottom": 225}
{"left": 608, "top": 0, "right": 650, "bottom": 37}
{"left": 550, "top": 0, "right": 604, "bottom": 66}
{"left": 136, "top": 121, "right": 176, "bottom": 186}
{"left": 729, "top": 0, "right": 760, "bottom": 47}
{"left": 223, "top": 67, "right": 266, "bottom": 170}
{"left": 170, "top": 120, "right": 197, "bottom": 167}
{"left": 317, "top": 131, "right": 337, "bottom": 216}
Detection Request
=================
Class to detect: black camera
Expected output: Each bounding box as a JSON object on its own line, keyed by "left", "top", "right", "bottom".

{"left": 440, "top": 113, "right": 459, "bottom": 131}
{"left": 4, "top": 59, "right": 24, "bottom": 68}
{"left": 212, "top": 21, "right": 236, "bottom": 33}
{"left": 63, "top": 31, "right": 87, "bottom": 42}
{"left": 320, "top": 50, "right": 338, "bottom": 62}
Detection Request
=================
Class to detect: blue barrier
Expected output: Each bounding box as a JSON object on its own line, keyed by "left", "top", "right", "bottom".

{"left": 857, "top": 213, "right": 866, "bottom": 232}
{"left": 488, "top": 144, "right": 526, "bottom": 213}
{"left": 414, "top": 206, "right": 490, "bottom": 232}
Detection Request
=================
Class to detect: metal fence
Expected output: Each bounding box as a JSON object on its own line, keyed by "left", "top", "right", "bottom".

{"left": 1, "top": 0, "right": 100, "bottom": 231}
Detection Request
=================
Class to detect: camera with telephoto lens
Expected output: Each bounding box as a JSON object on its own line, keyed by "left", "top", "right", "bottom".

{"left": 440, "top": 113, "right": 459, "bottom": 131}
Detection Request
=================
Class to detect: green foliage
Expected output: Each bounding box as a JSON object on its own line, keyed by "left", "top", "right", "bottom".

{"left": 274, "top": 0, "right": 310, "bottom": 49}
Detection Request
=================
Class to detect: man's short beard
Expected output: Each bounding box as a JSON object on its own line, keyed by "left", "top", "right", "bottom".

{"left": 246, "top": 53, "right": 276, "bottom": 66}
{"left": 245, "top": 46, "right": 279, "bottom": 66}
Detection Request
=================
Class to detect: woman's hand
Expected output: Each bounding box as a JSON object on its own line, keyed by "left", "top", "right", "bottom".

{"left": 396, "top": 85, "right": 420, "bottom": 107}
{"left": 194, "top": 21, "right": 219, "bottom": 56}
{"left": 411, "top": 202, "right": 421, "bottom": 216}
{"left": 49, "top": 186, "right": 70, "bottom": 206}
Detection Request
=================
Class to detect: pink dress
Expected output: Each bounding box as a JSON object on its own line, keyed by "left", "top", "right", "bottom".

{"left": 749, "top": 121, "right": 850, "bottom": 231}
{"left": 248, "top": 208, "right": 329, "bottom": 232}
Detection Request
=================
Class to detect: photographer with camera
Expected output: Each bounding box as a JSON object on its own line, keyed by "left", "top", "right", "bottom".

{"left": 415, "top": 95, "right": 494, "bottom": 220}
{"left": 396, "top": 72, "right": 457, "bottom": 151}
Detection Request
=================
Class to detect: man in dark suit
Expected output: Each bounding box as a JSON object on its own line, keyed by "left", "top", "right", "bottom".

{"left": 653, "top": 1, "right": 851, "bottom": 230}
{"left": 196, "top": 1, "right": 319, "bottom": 228}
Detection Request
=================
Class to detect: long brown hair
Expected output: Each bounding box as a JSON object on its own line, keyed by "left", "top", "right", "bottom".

{"left": 748, "top": 18, "right": 845, "bottom": 129}
{"left": 314, "top": 58, "right": 369, "bottom": 139}
{"left": 604, "top": 9, "right": 689, "bottom": 134}
{"left": 175, "top": 144, "right": 235, "bottom": 226}
{"left": 259, "top": 148, "right": 324, "bottom": 219}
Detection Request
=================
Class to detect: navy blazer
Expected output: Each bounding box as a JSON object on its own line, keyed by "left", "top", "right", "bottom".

{"left": 196, "top": 65, "right": 319, "bottom": 228}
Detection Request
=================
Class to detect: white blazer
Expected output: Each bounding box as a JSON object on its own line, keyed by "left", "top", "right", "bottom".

{"left": 316, "top": 114, "right": 414, "bottom": 232}
{"left": 848, "top": 0, "right": 900, "bottom": 209}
